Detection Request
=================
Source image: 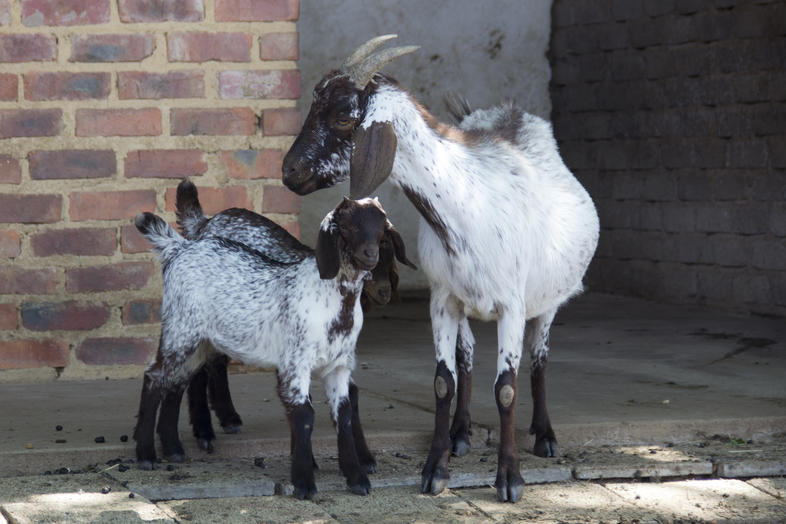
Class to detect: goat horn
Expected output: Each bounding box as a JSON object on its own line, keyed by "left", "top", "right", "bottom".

{"left": 342, "top": 34, "right": 398, "bottom": 68}
{"left": 347, "top": 45, "right": 420, "bottom": 89}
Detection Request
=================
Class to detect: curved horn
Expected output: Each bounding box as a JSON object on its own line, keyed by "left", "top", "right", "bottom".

{"left": 346, "top": 45, "right": 420, "bottom": 89}
{"left": 341, "top": 34, "right": 398, "bottom": 69}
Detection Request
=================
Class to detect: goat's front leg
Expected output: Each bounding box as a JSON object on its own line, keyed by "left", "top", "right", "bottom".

{"left": 349, "top": 381, "right": 376, "bottom": 473}
{"left": 206, "top": 353, "right": 243, "bottom": 433}
{"left": 421, "top": 290, "right": 460, "bottom": 496}
{"left": 277, "top": 371, "right": 316, "bottom": 500}
{"left": 526, "top": 309, "right": 558, "bottom": 458}
{"left": 450, "top": 317, "right": 475, "bottom": 457}
{"left": 326, "top": 368, "right": 370, "bottom": 495}
{"left": 495, "top": 308, "right": 526, "bottom": 503}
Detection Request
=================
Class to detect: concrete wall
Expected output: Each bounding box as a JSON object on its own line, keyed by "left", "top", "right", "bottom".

{"left": 0, "top": 0, "right": 300, "bottom": 380}
{"left": 295, "top": 0, "right": 554, "bottom": 289}
{"left": 550, "top": 0, "right": 785, "bottom": 316}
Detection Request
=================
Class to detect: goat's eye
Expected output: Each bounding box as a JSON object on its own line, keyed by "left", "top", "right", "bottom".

{"left": 333, "top": 117, "right": 354, "bottom": 130}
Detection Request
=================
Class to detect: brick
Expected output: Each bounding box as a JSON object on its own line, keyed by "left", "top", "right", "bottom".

{"left": 0, "top": 266, "right": 57, "bottom": 294}
{"left": 70, "top": 189, "right": 156, "bottom": 221}
{"left": 167, "top": 32, "right": 252, "bottom": 62}
{"left": 171, "top": 108, "right": 256, "bottom": 136}
{"left": 0, "top": 0, "right": 9, "bottom": 25}
{"left": 0, "top": 339, "right": 69, "bottom": 370}
{"left": 125, "top": 149, "right": 207, "bottom": 178}
{"left": 221, "top": 149, "right": 282, "bottom": 179}
{"left": 76, "top": 108, "right": 161, "bottom": 137}
{"left": 262, "top": 108, "right": 300, "bottom": 136}
{"left": 0, "top": 109, "right": 62, "bottom": 138}
{"left": 259, "top": 32, "right": 298, "bottom": 60}
{"left": 752, "top": 239, "right": 786, "bottom": 271}
{"left": 771, "top": 203, "right": 786, "bottom": 237}
{"left": 118, "top": 70, "right": 204, "bottom": 99}
{"left": 732, "top": 273, "right": 772, "bottom": 305}
{"left": 0, "top": 230, "right": 20, "bottom": 258}
{"left": 122, "top": 299, "right": 160, "bottom": 325}
{"left": 0, "top": 74, "right": 17, "bottom": 100}
{"left": 262, "top": 185, "right": 300, "bottom": 214}
{"left": 0, "top": 34, "right": 57, "bottom": 62}
{"left": 727, "top": 139, "right": 768, "bottom": 168}
{"left": 76, "top": 336, "right": 156, "bottom": 365}
{"left": 0, "top": 155, "right": 21, "bottom": 184}
{"left": 0, "top": 303, "right": 16, "bottom": 330}
{"left": 31, "top": 227, "right": 116, "bottom": 256}
{"left": 121, "top": 224, "right": 151, "bottom": 253}
{"left": 215, "top": 0, "right": 298, "bottom": 21}
{"left": 165, "top": 185, "right": 251, "bottom": 215}
{"left": 29, "top": 150, "right": 115, "bottom": 180}
{"left": 66, "top": 261, "right": 153, "bottom": 292}
{"left": 219, "top": 70, "right": 301, "bottom": 99}
{"left": 22, "top": 0, "right": 110, "bottom": 26}
{"left": 118, "top": 0, "right": 204, "bottom": 22}
{"left": 21, "top": 300, "right": 110, "bottom": 331}
{"left": 0, "top": 194, "right": 61, "bottom": 223}
{"left": 71, "top": 33, "right": 155, "bottom": 62}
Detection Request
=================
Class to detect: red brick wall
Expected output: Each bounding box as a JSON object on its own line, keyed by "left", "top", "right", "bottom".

{"left": 0, "top": 0, "right": 301, "bottom": 379}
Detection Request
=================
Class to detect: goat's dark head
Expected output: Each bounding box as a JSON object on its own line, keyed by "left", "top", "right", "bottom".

{"left": 315, "top": 196, "right": 416, "bottom": 280}
{"left": 282, "top": 35, "right": 418, "bottom": 198}
{"left": 361, "top": 228, "right": 402, "bottom": 307}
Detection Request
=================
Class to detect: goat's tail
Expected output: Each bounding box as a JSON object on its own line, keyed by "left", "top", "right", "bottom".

{"left": 134, "top": 212, "right": 185, "bottom": 264}
{"left": 175, "top": 179, "right": 207, "bottom": 240}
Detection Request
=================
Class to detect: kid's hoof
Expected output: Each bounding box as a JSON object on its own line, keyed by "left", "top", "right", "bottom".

{"left": 451, "top": 436, "right": 471, "bottom": 457}
{"left": 137, "top": 460, "right": 155, "bottom": 471}
{"left": 361, "top": 457, "right": 377, "bottom": 474}
{"left": 221, "top": 423, "right": 242, "bottom": 435}
{"left": 164, "top": 453, "right": 185, "bottom": 463}
{"left": 347, "top": 475, "right": 371, "bottom": 496}
{"left": 533, "top": 436, "right": 558, "bottom": 458}
{"left": 420, "top": 467, "right": 449, "bottom": 495}
{"left": 197, "top": 438, "right": 214, "bottom": 453}
{"left": 495, "top": 467, "right": 524, "bottom": 503}
{"left": 293, "top": 482, "right": 317, "bottom": 500}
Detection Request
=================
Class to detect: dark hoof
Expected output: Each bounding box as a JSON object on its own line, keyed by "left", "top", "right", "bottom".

{"left": 221, "top": 423, "right": 242, "bottom": 435}
{"left": 347, "top": 475, "right": 371, "bottom": 496}
{"left": 362, "top": 458, "right": 377, "bottom": 474}
{"left": 420, "top": 467, "right": 450, "bottom": 495}
{"left": 164, "top": 453, "right": 185, "bottom": 463}
{"left": 451, "top": 436, "right": 471, "bottom": 457}
{"left": 293, "top": 482, "right": 317, "bottom": 500}
{"left": 137, "top": 460, "right": 155, "bottom": 471}
{"left": 533, "top": 436, "right": 558, "bottom": 458}
{"left": 197, "top": 438, "right": 214, "bottom": 454}
{"left": 495, "top": 469, "right": 524, "bottom": 503}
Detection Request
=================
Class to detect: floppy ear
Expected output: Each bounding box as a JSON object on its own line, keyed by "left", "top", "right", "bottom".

{"left": 350, "top": 122, "right": 397, "bottom": 198}
{"left": 315, "top": 225, "right": 341, "bottom": 279}
{"left": 389, "top": 262, "right": 400, "bottom": 303}
{"left": 385, "top": 222, "right": 417, "bottom": 270}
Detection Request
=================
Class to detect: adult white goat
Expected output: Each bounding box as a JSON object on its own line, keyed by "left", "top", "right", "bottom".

{"left": 281, "top": 35, "right": 599, "bottom": 503}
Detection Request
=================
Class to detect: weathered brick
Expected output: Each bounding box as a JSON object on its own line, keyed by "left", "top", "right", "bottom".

{"left": 29, "top": 150, "right": 116, "bottom": 179}
{"left": 122, "top": 299, "right": 160, "bottom": 325}
{"left": 21, "top": 300, "right": 110, "bottom": 331}
{"left": 0, "top": 109, "right": 62, "bottom": 138}
{"left": 0, "top": 73, "right": 17, "bottom": 100}
{"left": 752, "top": 239, "right": 786, "bottom": 271}
{"left": 0, "top": 303, "right": 16, "bottom": 330}
{"left": 768, "top": 136, "right": 786, "bottom": 168}
{"left": 0, "top": 266, "right": 57, "bottom": 294}
{"left": 0, "top": 0, "right": 9, "bottom": 25}
{"left": 118, "top": 0, "right": 204, "bottom": 22}
{"left": 120, "top": 224, "right": 151, "bottom": 253}
{"left": 215, "top": 0, "right": 298, "bottom": 21}
{"left": 259, "top": 32, "right": 298, "bottom": 61}
{"left": 171, "top": 108, "right": 256, "bottom": 136}
{"left": 771, "top": 202, "right": 786, "bottom": 237}
{"left": 70, "top": 189, "right": 156, "bottom": 221}
{"left": 22, "top": 0, "right": 110, "bottom": 26}
{"left": 219, "top": 70, "right": 300, "bottom": 99}
{"left": 66, "top": 261, "right": 153, "bottom": 292}
{"left": 125, "top": 149, "right": 207, "bottom": 179}
{"left": 0, "top": 34, "right": 57, "bottom": 62}
{"left": 221, "top": 149, "right": 282, "bottom": 179}
{"left": 167, "top": 32, "right": 251, "bottom": 62}
{"left": 727, "top": 138, "right": 768, "bottom": 168}
{"left": 0, "top": 339, "right": 69, "bottom": 370}
{"left": 610, "top": 0, "right": 644, "bottom": 20}
{"left": 71, "top": 33, "right": 156, "bottom": 62}
{"left": 117, "top": 70, "right": 204, "bottom": 99}
{"left": 31, "top": 227, "right": 116, "bottom": 256}
{"left": 76, "top": 336, "right": 156, "bottom": 365}
{"left": 262, "top": 107, "right": 300, "bottom": 136}
{"left": 0, "top": 194, "right": 61, "bottom": 223}
{"left": 0, "top": 230, "right": 20, "bottom": 258}
{"left": 0, "top": 155, "right": 21, "bottom": 184}
{"left": 262, "top": 185, "right": 300, "bottom": 214}
{"left": 732, "top": 273, "right": 772, "bottom": 305}
{"left": 76, "top": 108, "right": 161, "bottom": 136}
{"left": 165, "top": 185, "right": 251, "bottom": 215}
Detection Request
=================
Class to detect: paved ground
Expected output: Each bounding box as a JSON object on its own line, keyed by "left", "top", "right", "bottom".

{"left": 1, "top": 292, "right": 785, "bottom": 522}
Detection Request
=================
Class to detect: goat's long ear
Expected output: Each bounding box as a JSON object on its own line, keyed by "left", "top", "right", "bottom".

{"left": 350, "top": 122, "right": 397, "bottom": 198}
{"left": 385, "top": 221, "right": 417, "bottom": 270}
{"left": 315, "top": 225, "right": 341, "bottom": 279}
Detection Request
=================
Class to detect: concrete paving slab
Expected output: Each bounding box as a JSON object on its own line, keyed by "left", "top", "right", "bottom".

{"left": 604, "top": 478, "right": 786, "bottom": 522}
{"left": 160, "top": 496, "right": 339, "bottom": 524}
{"left": 747, "top": 477, "right": 786, "bottom": 499}
{"left": 568, "top": 444, "right": 714, "bottom": 480}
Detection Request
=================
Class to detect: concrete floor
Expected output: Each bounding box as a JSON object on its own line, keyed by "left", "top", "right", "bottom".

{"left": 1, "top": 292, "right": 785, "bottom": 522}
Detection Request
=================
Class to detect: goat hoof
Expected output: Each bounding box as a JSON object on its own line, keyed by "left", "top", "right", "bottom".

{"left": 293, "top": 482, "right": 317, "bottom": 500}
{"left": 347, "top": 476, "right": 371, "bottom": 496}
{"left": 197, "top": 438, "right": 214, "bottom": 453}
{"left": 451, "top": 436, "right": 471, "bottom": 457}
{"left": 533, "top": 437, "right": 558, "bottom": 458}
{"left": 495, "top": 469, "right": 524, "bottom": 503}
{"left": 137, "top": 460, "right": 155, "bottom": 471}
{"left": 221, "top": 424, "right": 241, "bottom": 435}
{"left": 420, "top": 468, "right": 449, "bottom": 495}
{"left": 164, "top": 453, "right": 185, "bottom": 463}
{"left": 363, "top": 458, "right": 377, "bottom": 474}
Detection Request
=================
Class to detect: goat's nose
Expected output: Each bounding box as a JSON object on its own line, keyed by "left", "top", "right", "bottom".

{"left": 363, "top": 247, "right": 377, "bottom": 260}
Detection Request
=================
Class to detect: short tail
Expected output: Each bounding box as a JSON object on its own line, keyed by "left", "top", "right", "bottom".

{"left": 444, "top": 92, "right": 472, "bottom": 124}
{"left": 175, "top": 179, "right": 207, "bottom": 240}
{"left": 134, "top": 212, "right": 185, "bottom": 264}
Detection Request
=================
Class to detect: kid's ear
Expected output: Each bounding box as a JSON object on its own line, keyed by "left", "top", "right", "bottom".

{"left": 316, "top": 225, "right": 341, "bottom": 279}
{"left": 385, "top": 221, "right": 417, "bottom": 270}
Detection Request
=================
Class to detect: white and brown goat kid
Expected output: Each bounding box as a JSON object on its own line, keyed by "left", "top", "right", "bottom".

{"left": 171, "top": 180, "right": 412, "bottom": 458}
{"left": 281, "top": 35, "right": 600, "bottom": 503}
{"left": 132, "top": 197, "right": 413, "bottom": 499}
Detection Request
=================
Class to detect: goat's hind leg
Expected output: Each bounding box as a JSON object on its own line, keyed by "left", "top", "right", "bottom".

{"left": 157, "top": 383, "right": 187, "bottom": 462}
{"left": 187, "top": 364, "right": 216, "bottom": 453}
{"left": 207, "top": 353, "right": 243, "bottom": 433}
{"left": 527, "top": 309, "right": 558, "bottom": 458}
{"left": 450, "top": 317, "right": 474, "bottom": 457}
{"left": 327, "top": 368, "right": 371, "bottom": 495}
{"left": 134, "top": 371, "right": 162, "bottom": 470}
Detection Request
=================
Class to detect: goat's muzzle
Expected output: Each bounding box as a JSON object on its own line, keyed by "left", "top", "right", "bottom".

{"left": 353, "top": 245, "right": 379, "bottom": 271}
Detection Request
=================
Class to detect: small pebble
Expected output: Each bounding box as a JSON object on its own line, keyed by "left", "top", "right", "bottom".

{"left": 170, "top": 474, "right": 182, "bottom": 481}
{"left": 118, "top": 464, "right": 129, "bottom": 473}
{"left": 25, "top": 443, "right": 34, "bottom": 449}
{"left": 56, "top": 467, "right": 70, "bottom": 475}
{"left": 44, "top": 470, "right": 52, "bottom": 476}
{"left": 129, "top": 493, "right": 135, "bottom": 499}
{"left": 55, "top": 439, "right": 67, "bottom": 444}
{"left": 55, "top": 425, "right": 63, "bottom": 432}
{"left": 253, "top": 457, "right": 266, "bottom": 468}
{"left": 94, "top": 436, "right": 105, "bottom": 444}
{"left": 479, "top": 457, "right": 487, "bottom": 462}
{"left": 166, "top": 464, "right": 175, "bottom": 471}
{"left": 101, "top": 486, "right": 111, "bottom": 494}
{"left": 120, "top": 435, "right": 128, "bottom": 442}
